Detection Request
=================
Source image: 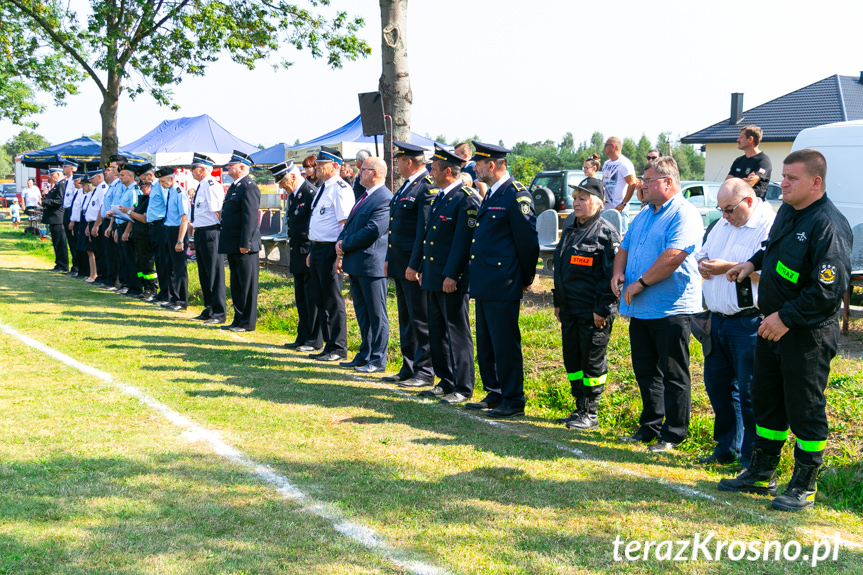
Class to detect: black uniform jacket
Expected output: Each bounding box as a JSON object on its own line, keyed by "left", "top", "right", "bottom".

{"left": 749, "top": 194, "right": 851, "bottom": 328}
{"left": 468, "top": 177, "right": 539, "bottom": 301}
{"left": 410, "top": 184, "right": 480, "bottom": 293}
{"left": 41, "top": 180, "right": 66, "bottom": 225}
{"left": 386, "top": 171, "right": 436, "bottom": 280}
{"left": 286, "top": 180, "right": 317, "bottom": 275}
{"left": 218, "top": 176, "right": 262, "bottom": 255}
{"left": 551, "top": 211, "right": 620, "bottom": 318}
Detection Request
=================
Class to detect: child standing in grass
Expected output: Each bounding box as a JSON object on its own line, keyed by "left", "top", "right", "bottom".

{"left": 10, "top": 198, "right": 20, "bottom": 231}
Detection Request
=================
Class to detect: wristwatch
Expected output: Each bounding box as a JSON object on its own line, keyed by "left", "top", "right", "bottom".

{"left": 638, "top": 276, "right": 649, "bottom": 288}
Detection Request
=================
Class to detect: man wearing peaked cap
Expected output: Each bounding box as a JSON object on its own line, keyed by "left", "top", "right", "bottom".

{"left": 141, "top": 162, "right": 174, "bottom": 302}
{"left": 42, "top": 164, "right": 69, "bottom": 271}
{"left": 160, "top": 167, "right": 191, "bottom": 310}
{"left": 271, "top": 160, "right": 322, "bottom": 350}
{"left": 407, "top": 143, "right": 480, "bottom": 402}
{"left": 189, "top": 152, "right": 227, "bottom": 323}
{"left": 85, "top": 169, "right": 108, "bottom": 283}
{"left": 218, "top": 150, "right": 262, "bottom": 332}
{"left": 120, "top": 168, "right": 159, "bottom": 299}
{"left": 112, "top": 162, "right": 144, "bottom": 295}
{"left": 466, "top": 140, "right": 539, "bottom": 417}
{"left": 382, "top": 140, "right": 436, "bottom": 385}
{"left": 60, "top": 158, "right": 81, "bottom": 275}
{"left": 305, "top": 145, "right": 355, "bottom": 360}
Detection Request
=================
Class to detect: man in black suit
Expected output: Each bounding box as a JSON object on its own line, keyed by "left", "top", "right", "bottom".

{"left": 270, "top": 160, "right": 322, "bottom": 351}
{"left": 383, "top": 140, "right": 436, "bottom": 387}
{"left": 336, "top": 156, "right": 392, "bottom": 373}
{"left": 218, "top": 150, "right": 262, "bottom": 332}
{"left": 41, "top": 166, "right": 69, "bottom": 271}
{"left": 466, "top": 140, "right": 539, "bottom": 418}
{"left": 408, "top": 144, "right": 480, "bottom": 404}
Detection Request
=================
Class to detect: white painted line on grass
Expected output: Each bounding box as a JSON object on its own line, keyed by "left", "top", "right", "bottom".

{"left": 0, "top": 320, "right": 451, "bottom": 575}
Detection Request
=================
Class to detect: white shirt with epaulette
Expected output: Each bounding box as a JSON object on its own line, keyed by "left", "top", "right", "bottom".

{"left": 192, "top": 176, "right": 224, "bottom": 228}
{"left": 85, "top": 181, "right": 107, "bottom": 222}
{"left": 309, "top": 175, "right": 355, "bottom": 242}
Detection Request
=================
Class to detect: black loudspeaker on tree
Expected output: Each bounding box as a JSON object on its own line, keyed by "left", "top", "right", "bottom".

{"left": 358, "top": 92, "right": 386, "bottom": 137}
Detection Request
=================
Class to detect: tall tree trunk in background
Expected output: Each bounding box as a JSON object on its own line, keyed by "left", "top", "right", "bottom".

{"left": 378, "top": 0, "right": 410, "bottom": 189}
{"left": 100, "top": 69, "right": 122, "bottom": 166}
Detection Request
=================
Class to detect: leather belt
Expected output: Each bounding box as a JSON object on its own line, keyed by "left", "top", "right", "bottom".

{"left": 715, "top": 308, "right": 762, "bottom": 319}
{"left": 195, "top": 224, "right": 220, "bottom": 232}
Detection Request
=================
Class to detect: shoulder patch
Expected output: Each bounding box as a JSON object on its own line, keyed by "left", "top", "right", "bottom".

{"left": 513, "top": 181, "right": 527, "bottom": 192}
{"left": 336, "top": 180, "right": 349, "bottom": 188}
{"left": 206, "top": 178, "right": 216, "bottom": 185}
{"left": 516, "top": 195, "right": 532, "bottom": 203}
{"left": 520, "top": 203, "right": 530, "bottom": 215}
{"left": 466, "top": 208, "right": 478, "bottom": 216}
{"left": 819, "top": 264, "right": 837, "bottom": 285}
{"left": 424, "top": 175, "right": 433, "bottom": 184}
{"left": 428, "top": 188, "right": 440, "bottom": 195}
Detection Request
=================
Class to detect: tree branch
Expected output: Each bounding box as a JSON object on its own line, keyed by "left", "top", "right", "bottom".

{"left": 5, "top": 0, "right": 106, "bottom": 95}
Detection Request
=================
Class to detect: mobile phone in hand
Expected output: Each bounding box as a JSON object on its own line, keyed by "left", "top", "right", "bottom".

{"left": 736, "top": 276, "right": 754, "bottom": 308}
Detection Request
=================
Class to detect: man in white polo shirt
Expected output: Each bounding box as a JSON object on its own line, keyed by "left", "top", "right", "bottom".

{"left": 694, "top": 178, "right": 775, "bottom": 467}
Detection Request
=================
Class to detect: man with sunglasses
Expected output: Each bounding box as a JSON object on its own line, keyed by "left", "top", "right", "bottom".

{"left": 692, "top": 178, "right": 775, "bottom": 467}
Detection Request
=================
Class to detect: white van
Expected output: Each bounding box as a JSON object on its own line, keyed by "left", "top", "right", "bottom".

{"left": 791, "top": 119, "right": 863, "bottom": 229}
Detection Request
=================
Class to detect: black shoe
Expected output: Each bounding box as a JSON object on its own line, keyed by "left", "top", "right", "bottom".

{"left": 228, "top": 326, "right": 251, "bottom": 333}
{"left": 556, "top": 410, "right": 582, "bottom": 424}
{"left": 718, "top": 448, "right": 780, "bottom": 496}
{"left": 440, "top": 392, "right": 470, "bottom": 405}
{"left": 618, "top": 432, "right": 654, "bottom": 444}
{"left": 116, "top": 287, "right": 129, "bottom": 294}
{"left": 565, "top": 412, "right": 598, "bottom": 430}
{"left": 192, "top": 312, "right": 212, "bottom": 321}
{"left": 381, "top": 374, "right": 410, "bottom": 383}
{"left": 418, "top": 386, "right": 446, "bottom": 398}
{"left": 125, "top": 291, "right": 143, "bottom": 298}
{"left": 51, "top": 265, "right": 64, "bottom": 271}
{"left": 169, "top": 304, "right": 187, "bottom": 311}
{"left": 772, "top": 460, "right": 821, "bottom": 511}
{"left": 141, "top": 294, "right": 158, "bottom": 303}
{"left": 355, "top": 364, "right": 385, "bottom": 374}
{"left": 296, "top": 344, "right": 323, "bottom": 352}
{"left": 314, "top": 352, "right": 346, "bottom": 362}
{"left": 397, "top": 377, "right": 434, "bottom": 388}
{"left": 696, "top": 453, "right": 736, "bottom": 465}
{"left": 160, "top": 301, "right": 174, "bottom": 307}
{"left": 203, "top": 318, "right": 226, "bottom": 325}
{"left": 465, "top": 393, "right": 502, "bottom": 410}
{"left": 283, "top": 341, "right": 302, "bottom": 349}
{"left": 648, "top": 441, "right": 679, "bottom": 454}
{"left": 339, "top": 359, "right": 367, "bottom": 368}
{"left": 487, "top": 405, "right": 525, "bottom": 418}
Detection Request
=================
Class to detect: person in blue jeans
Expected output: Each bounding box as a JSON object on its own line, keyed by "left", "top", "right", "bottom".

{"left": 694, "top": 178, "right": 775, "bottom": 466}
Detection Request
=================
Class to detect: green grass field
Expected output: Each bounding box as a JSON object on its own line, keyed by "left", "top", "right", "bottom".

{"left": 0, "top": 227, "right": 861, "bottom": 574}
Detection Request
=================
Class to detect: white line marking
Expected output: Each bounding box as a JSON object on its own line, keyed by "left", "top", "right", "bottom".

{"left": 0, "top": 321, "right": 451, "bottom": 575}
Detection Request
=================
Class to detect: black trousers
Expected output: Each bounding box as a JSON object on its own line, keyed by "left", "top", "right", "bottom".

{"left": 194, "top": 227, "right": 226, "bottom": 320}
{"left": 294, "top": 271, "right": 322, "bottom": 347}
{"left": 133, "top": 232, "right": 157, "bottom": 292}
{"left": 72, "top": 221, "right": 90, "bottom": 277}
{"left": 63, "top": 211, "right": 77, "bottom": 273}
{"left": 427, "top": 290, "right": 474, "bottom": 396}
{"left": 752, "top": 323, "right": 838, "bottom": 466}
{"left": 309, "top": 242, "right": 346, "bottom": 355}
{"left": 90, "top": 222, "right": 106, "bottom": 282}
{"left": 49, "top": 223, "right": 69, "bottom": 271}
{"left": 475, "top": 299, "right": 524, "bottom": 409}
{"left": 103, "top": 222, "right": 120, "bottom": 287}
{"left": 166, "top": 226, "right": 188, "bottom": 306}
{"left": 226, "top": 251, "right": 259, "bottom": 329}
{"left": 394, "top": 278, "right": 433, "bottom": 381}
{"left": 150, "top": 221, "right": 171, "bottom": 301}
{"left": 560, "top": 313, "right": 614, "bottom": 400}
{"left": 120, "top": 234, "right": 142, "bottom": 292}
{"left": 629, "top": 315, "right": 693, "bottom": 444}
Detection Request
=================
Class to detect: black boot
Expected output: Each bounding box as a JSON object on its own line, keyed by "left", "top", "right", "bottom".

{"left": 556, "top": 396, "right": 584, "bottom": 424}
{"left": 718, "top": 447, "right": 780, "bottom": 496}
{"left": 772, "top": 459, "right": 821, "bottom": 511}
{"left": 566, "top": 396, "right": 599, "bottom": 430}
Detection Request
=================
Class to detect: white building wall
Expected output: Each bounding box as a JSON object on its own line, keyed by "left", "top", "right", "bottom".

{"left": 703, "top": 142, "right": 793, "bottom": 183}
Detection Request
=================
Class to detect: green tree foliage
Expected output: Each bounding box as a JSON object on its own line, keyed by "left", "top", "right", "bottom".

{"left": 0, "top": 0, "right": 371, "bottom": 162}
{"left": 4, "top": 129, "right": 51, "bottom": 157}
{"left": 83, "top": 132, "right": 102, "bottom": 142}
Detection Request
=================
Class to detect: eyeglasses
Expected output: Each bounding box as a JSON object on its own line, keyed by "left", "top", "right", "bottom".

{"left": 716, "top": 197, "right": 747, "bottom": 215}
{"left": 646, "top": 156, "right": 659, "bottom": 161}
{"left": 641, "top": 175, "right": 669, "bottom": 185}
{"left": 360, "top": 167, "right": 376, "bottom": 172}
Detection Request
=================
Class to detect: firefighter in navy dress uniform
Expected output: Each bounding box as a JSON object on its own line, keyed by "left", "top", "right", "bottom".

{"left": 409, "top": 144, "right": 480, "bottom": 403}
{"left": 218, "top": 150, "right": 262, "bottom": 332}
{"left": 720, "top": 149, "right": 852, "bottom": 511}
{"left": 552, "top": 178, "right": 620, "bottom": 430}
{"left": 465, "top": 140, "right": 539, "bottom": 418}
{"left": 383, "top": 140, "right": 436, "bottom": 386}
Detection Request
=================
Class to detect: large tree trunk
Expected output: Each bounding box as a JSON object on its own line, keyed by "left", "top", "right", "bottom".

{"left": 378, "top": 0, "right": 410, "bottom": 190}
{"left": 99, "top": 69, "right": 122, "bottom": 167}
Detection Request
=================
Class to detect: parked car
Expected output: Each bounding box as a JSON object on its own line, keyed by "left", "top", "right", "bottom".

{"left": 627, "top": 181, "right": 725, "bottom": 229}
{"left": 765, "top": 181, "right": 784, "bottom": 212}
{"left": 1, "top": 183, "right": 18, "bottom": 202}
{"left": 528, "top": 169, "right": 602, "bottom": 214}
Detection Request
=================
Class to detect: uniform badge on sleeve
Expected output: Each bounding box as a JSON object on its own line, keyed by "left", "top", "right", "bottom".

{"left": 520, "top": 203, "right": 530, "bottom": 215}
{"left": 819, "top": 264, "right": 837, "bottom": 285}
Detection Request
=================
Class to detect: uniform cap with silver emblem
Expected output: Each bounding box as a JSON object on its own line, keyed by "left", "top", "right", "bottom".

{"left": 315, "top": 146, "right": 343, "bottom": 165}
{"left": 191, "top": 152, "right": 216, "bottom": 167}
{"left": 268, "top": 160, "right": 296, "bottom": 183}
{"left": 224, "top": 150, "right": 253, "bottom": 167}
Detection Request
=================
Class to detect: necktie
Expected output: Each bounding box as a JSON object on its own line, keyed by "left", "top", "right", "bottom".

{"left": 350, "top": 191, "right": 368, "bottom": 216}
{"left": 312, "top": 182, "right": 325, "bottom": 209}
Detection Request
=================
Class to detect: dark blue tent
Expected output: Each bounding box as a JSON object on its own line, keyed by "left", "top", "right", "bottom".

{"left": 250, "top": 143, "right": 289, "bottom": 168}
{"left": 287, "top": 115, "right": 442, "bottom": 159}
{"left": 21, "top": 137, "right": 146, "bottom": 168}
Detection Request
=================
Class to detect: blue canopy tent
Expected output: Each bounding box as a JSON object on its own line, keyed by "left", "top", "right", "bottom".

{"left": 122, "top": 114, "right": 259, "bottom": 166}
{"left": 286, "top": 115, "right": 443, "bottom": 161}
{"left": 250, "top": 143, "right": 290, "bottom": 168}
{"left": 21, "top": 137, "right": 147, "bottom": 168}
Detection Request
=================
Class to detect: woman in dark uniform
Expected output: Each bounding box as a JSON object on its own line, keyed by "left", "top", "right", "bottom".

{"left": 552, "top": 178, "right": 620, "bottom": 430}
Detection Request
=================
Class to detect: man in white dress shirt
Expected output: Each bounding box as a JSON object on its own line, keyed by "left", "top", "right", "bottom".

{"left": 189, "top": 153, "right": 227, "bottom": 324}
{"left": 694, "top": 178, "right": 775, "bottom": 467}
